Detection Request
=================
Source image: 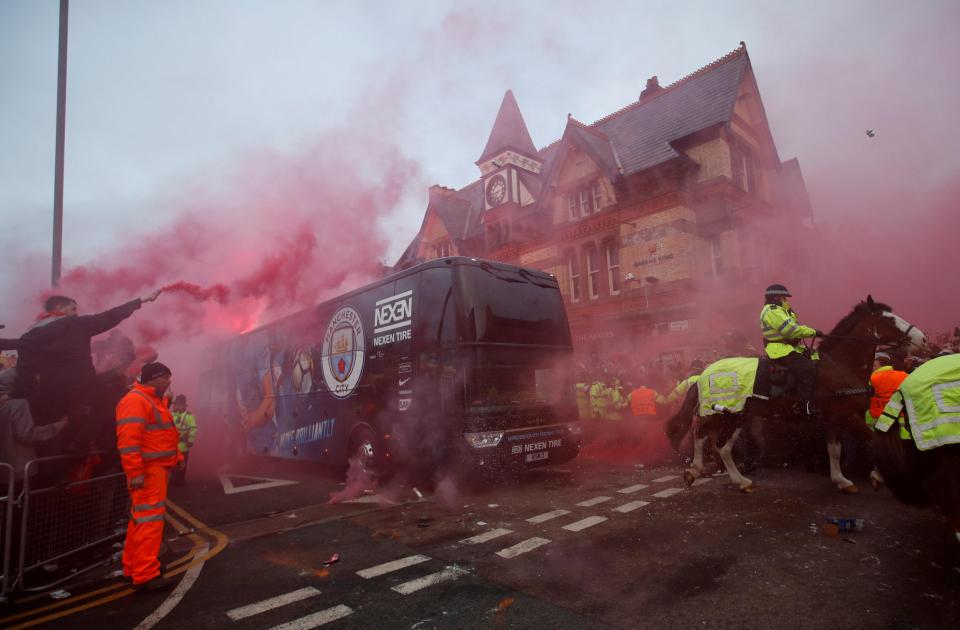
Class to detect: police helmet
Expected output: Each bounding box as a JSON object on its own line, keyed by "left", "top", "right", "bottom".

{"left": 764, "top": 284, "right": 792, "bottom": 299}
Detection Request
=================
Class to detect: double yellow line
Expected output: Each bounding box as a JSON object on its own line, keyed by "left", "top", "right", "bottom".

{"left": 0, "top": 500, "right": 228, "bottom": 629}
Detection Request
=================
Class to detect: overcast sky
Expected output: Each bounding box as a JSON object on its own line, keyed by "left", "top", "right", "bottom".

{"left": 2, "top": 0, "right": 958, "bottom": 306}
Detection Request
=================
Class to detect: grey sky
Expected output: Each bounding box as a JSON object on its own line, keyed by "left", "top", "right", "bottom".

{"left": 2, "top": 0, "right": 958, "bottom": 288}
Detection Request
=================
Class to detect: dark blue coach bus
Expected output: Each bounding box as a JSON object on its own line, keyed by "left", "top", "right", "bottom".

{"left": 196, "top": 257, "right": 581, "bottom": 477}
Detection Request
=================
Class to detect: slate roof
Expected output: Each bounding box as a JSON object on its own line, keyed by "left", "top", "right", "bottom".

{"left": 397, "top": 45, "right": 752, "bottom": 267}
{"left": 540, "top": 46, "right": 749, "bottom": 176}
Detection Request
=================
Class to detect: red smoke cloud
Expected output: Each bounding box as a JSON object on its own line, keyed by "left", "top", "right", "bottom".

{"left": 4, "top": 129, "right": 423, "bottom": 405}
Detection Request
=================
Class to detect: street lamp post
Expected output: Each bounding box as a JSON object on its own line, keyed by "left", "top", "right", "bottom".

{"left": 51, "top": 0, "right": 69, "bottom": 287}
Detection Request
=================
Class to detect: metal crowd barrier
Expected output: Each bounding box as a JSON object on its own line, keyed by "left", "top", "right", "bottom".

{"left": 1, "top": 462, "right": 13, "bottom": 602}
{"left": 13, "top": 453, "right": 129, "bottom": 593}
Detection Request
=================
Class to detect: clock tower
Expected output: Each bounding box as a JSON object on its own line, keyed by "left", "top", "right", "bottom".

{"left": 476, "top": 90, "right": 543, "bottom": 212}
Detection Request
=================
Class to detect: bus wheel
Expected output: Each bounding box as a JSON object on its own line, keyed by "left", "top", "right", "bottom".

{"left": 348, "top": 427, "right": 378, "bottom": 474}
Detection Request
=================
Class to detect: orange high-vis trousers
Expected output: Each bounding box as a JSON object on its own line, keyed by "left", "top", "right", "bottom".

{"left": 122, "top": 466, "right": 169, "bottom": 584}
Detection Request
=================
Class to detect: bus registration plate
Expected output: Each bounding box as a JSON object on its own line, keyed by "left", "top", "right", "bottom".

{"left": 525, "top": 451, "right": 549, "bottom": 463}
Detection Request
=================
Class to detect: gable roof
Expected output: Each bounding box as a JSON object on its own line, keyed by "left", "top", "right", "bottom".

{"left": 477, "top": 90, "right": 539, "bottom": 164}
{"left": 539, "top": 118, "right": 624, "bottom": 189}
{"left": 398, "top": 44, "right": 754, "bottom": 267}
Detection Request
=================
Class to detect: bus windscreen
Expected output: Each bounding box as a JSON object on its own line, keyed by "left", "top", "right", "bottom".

{"left": 456, "top": 264, "right": 571, "bottom": 347}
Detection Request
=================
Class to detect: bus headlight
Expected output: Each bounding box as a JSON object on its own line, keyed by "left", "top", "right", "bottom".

{"left": 463, "top": 431, "right": 504, "bottom": 449}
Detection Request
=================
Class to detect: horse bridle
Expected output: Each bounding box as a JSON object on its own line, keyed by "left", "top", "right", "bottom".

{"left": 819, "top": 320, "right": 922, "bottom": 351}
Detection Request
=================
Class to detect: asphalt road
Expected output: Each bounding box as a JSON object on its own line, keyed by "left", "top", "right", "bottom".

{"left": 3, "top": 452, "right": 959, "bottom": 629}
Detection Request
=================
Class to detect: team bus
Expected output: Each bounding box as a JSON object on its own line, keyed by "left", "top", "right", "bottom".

{"left": 196, "top": 256, "right": 581, "bottom": 478}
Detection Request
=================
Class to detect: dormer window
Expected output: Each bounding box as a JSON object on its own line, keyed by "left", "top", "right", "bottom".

{"left": 567, "top": 194, "right": 578, "bottom": 221}
{"left": 592, "top": 182, "right": 602, "bottom": 211}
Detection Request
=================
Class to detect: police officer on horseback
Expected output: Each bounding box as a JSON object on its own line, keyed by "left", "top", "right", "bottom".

{"left": 760, "top": 284, "right": 822, "bottom": 415}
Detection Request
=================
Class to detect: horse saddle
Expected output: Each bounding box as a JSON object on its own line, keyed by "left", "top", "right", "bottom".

{"left": 754, "top": 357, "right": 796, "bottom": 400}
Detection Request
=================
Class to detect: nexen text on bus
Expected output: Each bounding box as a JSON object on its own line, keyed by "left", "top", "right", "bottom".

{"left": 374, "top": 328, "right": 412, "bottom": 346}
{"left": 374, "top": 290, "right": 413, "bottom": 334}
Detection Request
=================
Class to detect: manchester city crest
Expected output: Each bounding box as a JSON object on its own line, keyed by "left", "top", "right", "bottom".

{"left": 321, "top": 306, "right": 365, "bottom": 398}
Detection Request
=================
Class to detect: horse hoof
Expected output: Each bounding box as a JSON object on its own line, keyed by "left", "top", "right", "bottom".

{"left": 840, "top": 484, "right": 859, "bottom": 495}
{"left": 740, "top": 483, "right": 756, "bottom": 494}
{"left": 683, "top": 469, "right": 698, "bottom": 487}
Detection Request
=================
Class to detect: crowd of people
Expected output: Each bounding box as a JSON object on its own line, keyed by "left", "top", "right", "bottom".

{"left": 1, "top": 291, "right": 200, "bottom": 592}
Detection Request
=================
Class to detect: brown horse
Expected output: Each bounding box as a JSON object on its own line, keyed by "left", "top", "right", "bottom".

{"left": 666, "top": 297, "right": 925, "bottom": 493}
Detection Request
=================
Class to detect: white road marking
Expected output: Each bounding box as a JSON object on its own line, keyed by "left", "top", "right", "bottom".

{"left": 217, "top": 473, "right": 299, "bottom": 495}
{"left": 134, "top": 544, "right": 208, "bottom": 630}
{"left": 459, "top": 528, "right": 512, "bottom": 544}
{"left": 693, "top": 477, "right": 713, "bottom": 486}
{"left": 526, "top": 509, "right": 570, "bottom": 524}
{"left": 391, "top": 566, "right": 468, "bottom": 595}
{"left": 613, "top": 500, "right": 650, "bottom": 513}
{"left": 651, "top": 487, "right": 683, "bottom": 498}
{"left": 576, "top": 496, "right": 612, "bottom": 507}
{"left": 226, "top": 587, "right": 321, "bottom": 621}
{"left": 652, "top": 475, "right": 679, "bottom": 483}
{"left": 496, "top": 537, "right": 551, "bottom": 559}
{"left": 562, "top": 515, "right": 608, "bottom": 532}
{"left": 617, "top": 484, "right": 649, "bottom": 494}
{"left": 343, "top": 493, "right": 395, "bottom": 504}
{"left": 267, "top": 604, "right": 354, "bottom": 630}
{"left": 356, "top": 554, "right": 430, "bottom": 579}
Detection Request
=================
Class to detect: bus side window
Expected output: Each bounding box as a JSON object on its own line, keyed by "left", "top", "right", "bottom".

{"left": 416, "top": 267, "right": 453, "bottom": 344}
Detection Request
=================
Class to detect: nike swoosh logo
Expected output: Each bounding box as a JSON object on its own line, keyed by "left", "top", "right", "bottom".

{"left": 399, "top": 377, "right": 412, "bottom": 386}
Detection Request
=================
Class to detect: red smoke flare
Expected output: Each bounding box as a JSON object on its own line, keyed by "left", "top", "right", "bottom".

{"left": 161, "top": 281, "right": 231, "bottom": 304}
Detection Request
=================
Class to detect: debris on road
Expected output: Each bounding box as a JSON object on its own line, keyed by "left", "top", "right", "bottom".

{"left": 413, "top": 487, "right": 424, "bottom": 500}
{"left": 324, "top": 553, "right": 340, "bottom": 566}
{"left": 494, "top": 597, "right": 515, "bottom": 613}
{"left": 866, "top": 128, "right": 876, "bottom": 137}
{"left": 821, "top": 522, "right": 840, "bottom": 539}
{"left": 49, "top": 590, "right": 71, "bottom": 600}
{"left": 825, "top": 517, "right": 865, "bottom": 533}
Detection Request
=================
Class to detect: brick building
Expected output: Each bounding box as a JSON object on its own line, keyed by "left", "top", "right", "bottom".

{"left": 395, "top": 43, "right": 814, "bottom": 365}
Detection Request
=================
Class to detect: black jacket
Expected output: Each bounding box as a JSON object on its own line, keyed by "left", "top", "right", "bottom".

{"left": 15, "top": 299, "right": 142, "bottom": 393}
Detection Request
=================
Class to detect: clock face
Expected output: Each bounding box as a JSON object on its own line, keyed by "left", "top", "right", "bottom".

{"left": 486, "top": 174, "right": 507, "bottom": 207}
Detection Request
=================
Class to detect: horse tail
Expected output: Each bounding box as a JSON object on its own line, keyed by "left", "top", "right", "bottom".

{"left": 665, "top": 386, "right": 699, "bottom": 452}
{"left": 872, "top": 429, "right": 934, "bottom": 508}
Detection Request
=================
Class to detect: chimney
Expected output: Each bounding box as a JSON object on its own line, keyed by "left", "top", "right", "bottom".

{"left": 428, "top": 184, "right": 455, "bottom": 203}
{"left": 639, "top": 76, "right": 663, "bottom": 101}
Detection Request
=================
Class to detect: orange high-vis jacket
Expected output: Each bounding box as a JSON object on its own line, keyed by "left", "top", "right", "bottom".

{"left": 629, "top": 386, "right": 658, "bottom": 417}
{"left": 116, "top": 382, "right": 181, "bottom": 484}
{"left": 868, "top": 366, "right": 909, "bottom": 420}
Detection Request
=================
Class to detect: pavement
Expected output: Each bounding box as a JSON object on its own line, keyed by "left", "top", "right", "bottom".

{"left": 2, "top": 449, "right": 959, "bottom": 629}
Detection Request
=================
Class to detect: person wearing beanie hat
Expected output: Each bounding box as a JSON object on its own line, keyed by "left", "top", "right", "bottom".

{"left": 139, "top": 361, "right": 172, "bottom": 384}
{"left": 116, "top": 360, "right": 180, "bottom": 592}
